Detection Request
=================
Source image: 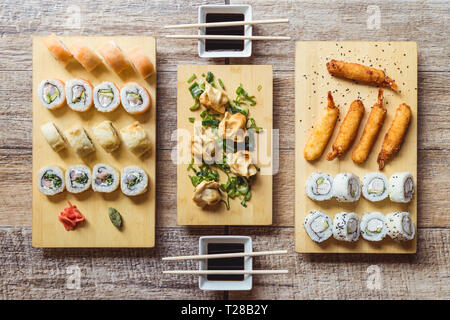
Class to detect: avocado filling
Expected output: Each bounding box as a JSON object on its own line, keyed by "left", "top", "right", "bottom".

{"left": 126, "top": 90, "right": 143, "bottom": 107}
{"left": 43, "top": 83, "right": 60, "bottom": 104}
{"left": 98, "top": 88, "right": 114, "bottom": 107}
{"left": 72, "top": 85, "right": 86, "bottom": 103}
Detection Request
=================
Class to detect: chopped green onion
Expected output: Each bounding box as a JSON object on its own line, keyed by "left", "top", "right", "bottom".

{"left": 218, "top": 78, "right": 225, "bottom": 90}
{"left": 257, "top": 85, "right": 262, "bottom": 91}
{"left": 187, "top": 74, "right": 197, "bottom": 83}
{"left": 189, "top": 99, "right": 200, "bottom": 111}
{"left": 205, "top": 71, "right": 214, "bottom": 83}
{"left": 188, "top": 117, "right": 195, "bottom": 123}
{"left": 189, "top": 82, "right": 203, "bottom": 98}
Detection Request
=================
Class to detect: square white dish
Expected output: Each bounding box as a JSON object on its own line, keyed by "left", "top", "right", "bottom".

{"left": 198, "top": 4, "right": 252, "bottom": 58}
{"left": 199, "top": 236, "right": 252, "bottom": 291}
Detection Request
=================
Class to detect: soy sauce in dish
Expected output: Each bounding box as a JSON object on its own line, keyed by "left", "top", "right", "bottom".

{"left": 207, "top": 243, "right": 245, "bottom": 281}
{"left": 205, "top": 13, "right": 245, "bottom": 52}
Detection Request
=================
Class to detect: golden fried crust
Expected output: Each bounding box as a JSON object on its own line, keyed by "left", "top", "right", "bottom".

{"left": 304, "top": 92, "right": 339, "bottom": 161}
{"left": 352, "top": 89, "right": 386, "bottom": 164}
{"left": 377, "top": 103, "right": 412, "bottom": 170}
{"left": 326, "top": 99, "right": 365, "bottom": 160}
{"left": 326, "top": 59, "right": 398, "bottom": 91}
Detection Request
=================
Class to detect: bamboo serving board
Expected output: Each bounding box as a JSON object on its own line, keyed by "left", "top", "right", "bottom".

{"left": 177, "top": 65, "right": 273, "bottom": 225}
{"left": 295, "top": 41, "right": 417, "bottom": 253}
{"left": 32, "top": 36, "right": 156, "bottom": 248}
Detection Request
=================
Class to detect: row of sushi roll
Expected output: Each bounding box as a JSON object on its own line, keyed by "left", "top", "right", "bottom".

{"left": 43, "top": 34, "right": 155, "bottom": 78}
{"left": 37, "top": 164, "right": 148, "bottom": 197}
{"left": 305, "top": 171, "right": 414, "bottom": 203}
{"left": 40, "top": 121, "right": 151, "bottom": 158}
{"left": 38, "top": 78, "right": 151, "bottom": 115}
{"left": 304, "top": 210, "right": 415, "bottom": 243}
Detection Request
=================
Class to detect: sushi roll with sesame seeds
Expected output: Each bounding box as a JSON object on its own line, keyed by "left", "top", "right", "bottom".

{"left": 362, "top": 172, "right": 389, "bottom": 202}
{"left": 305, "top": 173, "right": 333, "bottom": 201}
{"left": 332, "top": 173, "right": 361, "bottom": 202}
{"left": 389, "top": 172, "right": 415, "bottom": 203}
{"left": 386, "top": 212, "right": 415, "bottom": 241}
{"left": 303, "top": 210, "right": 333, "bottom": 243}
{"left": 332, "top": 212, "right": 360, "bottom": 242}
{"left": 360, "top": 212, "right": 387, "bottom": 241}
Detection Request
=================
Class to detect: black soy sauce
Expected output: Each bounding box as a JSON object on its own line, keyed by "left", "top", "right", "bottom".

{"left": 207, "top": 243, "right": 245, "bottom": 281}
{"left": 205, "top": 13, "right": 245, "bottom": 52}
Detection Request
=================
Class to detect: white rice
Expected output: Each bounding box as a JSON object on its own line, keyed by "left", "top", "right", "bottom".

{"left": 93, "top": 81, "right": 121, "bottom": 113}
{"left": 37, "top": 79, "right": 65, "bottom": 109}
{"left": 120, "top": 166, "right": 148, "bottom": 196}
{"left": 332, "top": 173, "right": 361, "bottom": 202}
{"left": 332, "top": 212, "right": 360, "bottom": 242}
{"left": 37, "top": 165, "right": 65, "bottom": 195}
{"left": 386, "top": 212, "right": 415, "bottom": 241}
{"left": 389, "top": 172, "right": 414, "bottom": 203}
{"left": 65, "top": 165, "right": 91, "bottom": 193}
{"left": 65, "top": 78, "right": 93, "bottom": 112}
{"left": 362, "top": 172, "right": 389, "bottom": 202}
{"left": 92, "top": 164, "right": 119, "bottom": 193}
{"left": 120, "top": 82, "right": 150, "bottom": 114}
{"left": 305, "top": 173, "right": 333, "bottom": 201}
{"left": 360, "top": 212, "right": 387, "bottom": 241}
{"left": 303, "top": 210, "right": 333, "bottom": 243}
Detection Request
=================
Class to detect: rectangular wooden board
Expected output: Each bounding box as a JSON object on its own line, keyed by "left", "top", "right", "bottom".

{"left": 177, "top": 65, "right": 273, "bottom": 225}
{"left": 295, "top": 41, "right": 417, "bottom": 253}
{"left": 32, "top": 36, "right": 156, "bottom": 248}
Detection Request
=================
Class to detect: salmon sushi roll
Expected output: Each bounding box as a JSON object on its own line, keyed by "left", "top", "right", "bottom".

{"left": 98, "top": 41, "right": 130, "bottom": 75}
{"left": 38, "top": 79, "right": 65, "bottom": 110}
{"left": 43, "top": 34, "right": 73, "bottom": 66}
{"left": 65, "top": 78, "right": 93, "bottom": 112}
{"left": 126, "top": 46, "right": 155, "bottom": 79}
{"left": 69, "top": 39, "right": 102, "bottom": 72}
{"left": 93, "top": 81, "right": 121, "bottom": 113}
{"left": 120, "top": 82, "right": 151, "bottom": 114}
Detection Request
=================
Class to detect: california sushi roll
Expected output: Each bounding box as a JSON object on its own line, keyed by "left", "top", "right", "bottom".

{"left": 65, "top": 78, "right": 93, "bottom": 112}
{"left": 93, "top": 81, "right": 121, "bottom": 113}
{"left": 92, "top": 164, "right": 119, "bottom": 193}
{"left": 332, "top": 173, "right": 361, "bottom": 202}
{"left": 360, "top": 212, "right": 387, "bottom": 241}
{"left": 37, "top": 165, "right": 65, "bottom": 195}
{"left": 332, "top": 212, "right": 360, "bottom": 242}
{"left": 120, "top": 82, "right": 151, "bottom": 114}
{"left": 303, "top": 210, "right": 333, "bottom": 243}
{"left": 386, "top": 212, "right": 415, "bottom": 241}
{"left": 120, "top": 166, "right": 148, "bottom": 196}
{"left": 65, "top": 165, "right": 91, "bottom": 193}
{"left": 38, "top": 79, "right": 65, "bottom": 110}
{"left": 305, "top": 173, "right": 333, "bottom": 201}
{"left": 362, "top": 172, "right": 389, "bottom": 202}
{"left": 389, "top": 172, "right": 414, "bottom": 203}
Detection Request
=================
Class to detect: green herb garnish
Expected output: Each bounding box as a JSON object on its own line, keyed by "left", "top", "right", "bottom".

{"left": 189, "top": 82, "right": 204, "bottom": 99}
{"left": 187, "top": 74, "right": 197, "bottom": 83}
{"left": 108, "top": 207, "right": 122, "bottom": 228}
{"left": 218, "top": 78, "right": 225, "bottom": 90}
{"left": 188, "top": 117, "right": 195, "bottom": 123}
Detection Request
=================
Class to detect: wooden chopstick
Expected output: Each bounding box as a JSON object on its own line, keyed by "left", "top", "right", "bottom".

{"left": 164, "top": 19, "right": 289, "bottom": 29}
{"left": 165, "top": 35, "right": 291, "bottom": 41}
{"left": 162, "top": 250, "right": 288, "bottom": 261}
{"left": 163, "top": 270, "right": 289, "bottom": 275}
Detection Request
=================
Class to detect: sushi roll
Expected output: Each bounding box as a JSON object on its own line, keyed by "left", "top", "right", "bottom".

{"left": 43, "top": 34, "right": 73, "bottom": 66}
{"left": 360, "top": 212, "right": 387, "bottom": 241}
{"left": 65, "top": 78, "right": 93, "bottom": 112}
{"left": 332, "top": 173, "right": 361, "bottom": 202}
{"left": 91, "top": 120, "right": 120, "bottom": 153}
{"left": 120, "top": 166, "right": 148, "bottom": 196}
{"left": 65, "top": 165, "right": 91, "bottom": 193}
{"left": 126, "top": 46, "right": 155, "bottom": 79}
{"left": 97, "top": 41, "right": 130, "bottom": 75}
{"left": 389, "top": 172, "right": 415, "bottom": 203}
{"left": 37, "top": 165, "right": 65, "bottom": 195}
{"left": 92, "top": 164, "right": 120, "bottom": 193}
{"left": 40, "top": 122, "right": 66, "bottom": 152}
{"left": 303, "top": 210, "right": 333, "bottom": 243}
{"left": 64, "top": 125, "right": 95, "bottom": 157}
{"left": 332, "top": 212, "right": 360, "bottom": 242}
{"left": 120, "top": 122, "right": 151, "bottom": 157}
{"left": 93, "top": 81, "right": 121, "bottom": 113}
{"left": 362, "top": 172, "right": 389, "bottom": 202}
{"left": 305, "top": 172, "right": 333, "bottom": 201}
{"left": 38, "top": 79, "right": 65, "bottom": 110}
{"left": 68, "top": 39, "right": 102, "bottom": 72}
{"left": 120, "top": 82, "right": 151, "bottom": 115}
{"left": 386, "top": 212, "right": 415, "bottom": 241}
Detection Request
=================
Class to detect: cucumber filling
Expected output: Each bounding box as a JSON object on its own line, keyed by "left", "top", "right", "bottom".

{"left": 368, "top": 178, "right": 385, "bottom": 195}
{"left": 72, "top": 85, "right": 86, "bottom": 103}
{"left": 43, "top": 83, "right": 60, "bottom": 104}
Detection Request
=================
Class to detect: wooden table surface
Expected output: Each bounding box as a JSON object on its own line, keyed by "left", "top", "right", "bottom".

{"left": 0, "top": 0, "right": 448, "bottom": 299}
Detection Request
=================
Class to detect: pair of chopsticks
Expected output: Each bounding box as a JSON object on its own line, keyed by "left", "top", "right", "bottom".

{"left": 162, "top": 249, "right": 288, "bottom": 275}
{"left": 164, "top": 19, "right": 290, "bottom": 41}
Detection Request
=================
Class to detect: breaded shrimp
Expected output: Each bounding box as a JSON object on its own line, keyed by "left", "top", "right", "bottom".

{"left": 326, "top": 59, "right": 398, "bottom": 91}
{"left": 352, "top": 89, "right": 386, "bottom": 164}
{"left": 304, "top": 92, "right": 339, "bottom": 161}
{"left": 326, "top": 99, "right": 365, "bottom": 160}
{"left": 377, "top": 103, "right": 412, "bottom": 170}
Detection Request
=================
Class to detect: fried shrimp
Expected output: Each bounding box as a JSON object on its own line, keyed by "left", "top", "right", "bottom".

{"left": 352, "top": 89, "right": 386, "bottom": 164}
{"left": 326, "top": 59, "right": 398, "bottom": 91}
{"left": 377, "top": 103, "right": 412, "bottom": 170}
{"left": 326, "top": 99, "right": 365, "bottom": 161}
{"left": 304, "top": 92, "right": 339, "bottom": 161}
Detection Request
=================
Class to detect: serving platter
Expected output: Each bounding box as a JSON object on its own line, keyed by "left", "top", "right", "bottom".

{"left": 32, "top": 36, "right": 156, "bottom": 248}
{"left": 295, "top": 41, "right": 417, "bottom": 253}
{"left": 176, "top": 65, "right": 273, "bottom": 225}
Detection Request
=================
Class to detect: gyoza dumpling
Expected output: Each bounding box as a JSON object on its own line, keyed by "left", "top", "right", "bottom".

{"left": 199, "top": 82, "right": 228, "bottom": 114}
{"left": 227, "top": 150, "right": 258, "bottom": 178}
{"left": 192, "top": 181, "right": 221, "bottom": 208}
{"left": 218, "top": 112, "right": 247, "bottom": 142}
{"left": 191, "top": 122, "right": 218, "bottom": 163}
